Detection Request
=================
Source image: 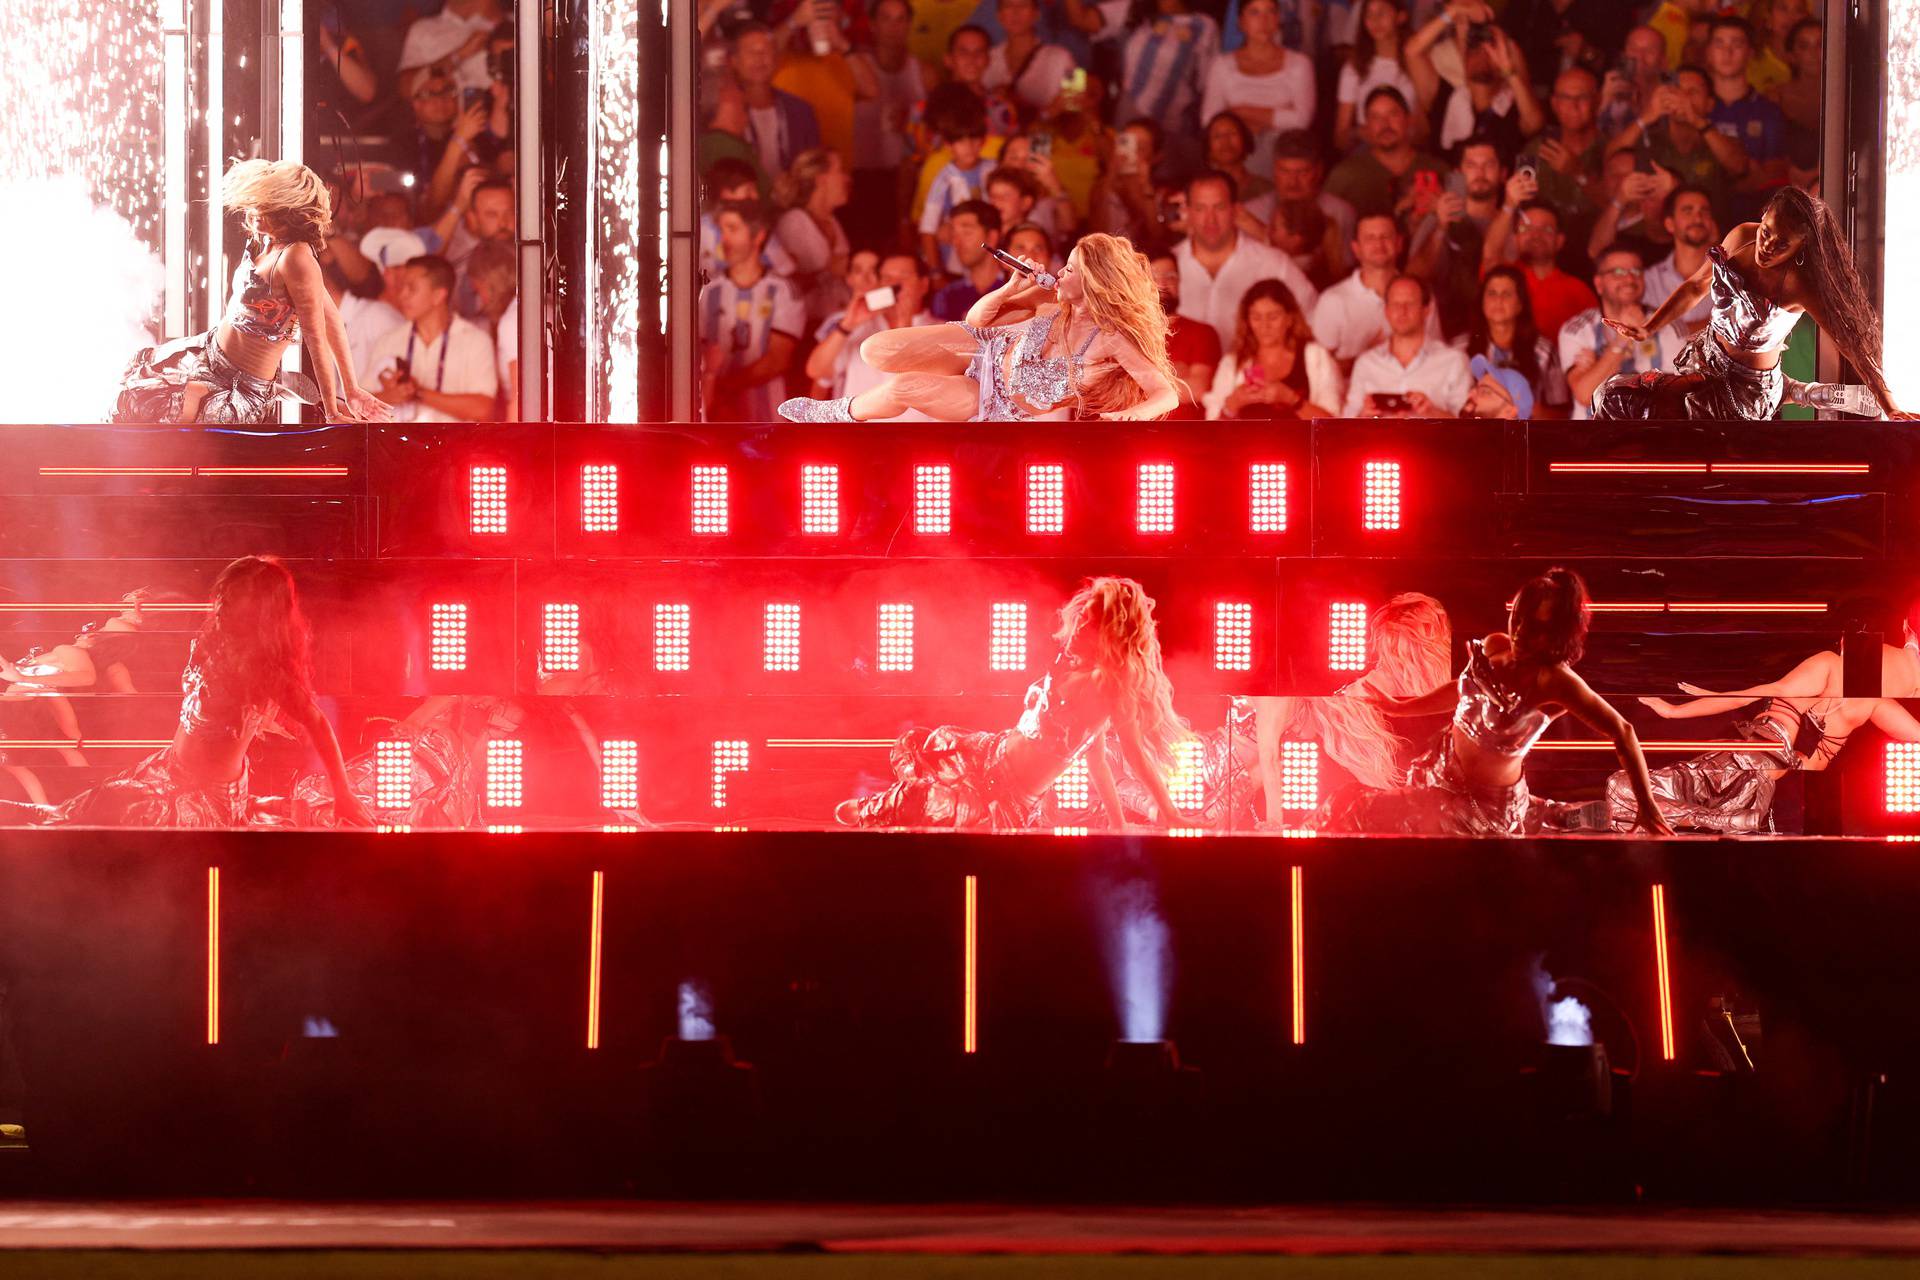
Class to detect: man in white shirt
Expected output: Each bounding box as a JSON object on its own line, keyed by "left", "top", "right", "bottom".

{"left": 340, "top": 227, "right": 424, "bottom": 380}
{"left": 366, "top": 255, "right": 500, "bottom": 424}
{"left": 1309, "top": 212, "right": 1439, "bottom": 366}
{"left": 1559, "top": 241, "right": 1686, "bottom": 420}
{"left": 1640, "top": 185, "right": 1718, "bottom": 337}
{"left": 1175, "top": 170, "right": 1319, "bottom": 351}
{"left": 805, "top": 254, "right": 936, "bottom": 420}
{"left": 1343, "top": 275, "right": 1473, "bottom": 416}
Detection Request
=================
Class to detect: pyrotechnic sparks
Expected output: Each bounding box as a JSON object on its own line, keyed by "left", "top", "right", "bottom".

{"left": 589, "top": 0, "right": 645, "bottom": 422}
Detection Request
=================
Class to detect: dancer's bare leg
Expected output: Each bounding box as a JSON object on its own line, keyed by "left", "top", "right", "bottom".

{"left": 781, "top": 323, "right": 987, "bottom": 422}
{"left": 848, "top": 373, "right": 981, "bottom": 422}
{"left": 860, "top": 323, "right": 978, "bottom": 375}
{"left": 179, "top": 382, "right": 212, "bottom": 422}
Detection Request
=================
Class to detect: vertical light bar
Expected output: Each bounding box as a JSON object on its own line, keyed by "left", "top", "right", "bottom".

{"left": 486, "top": 739, "right": 525, "bottom": 809}
{"left": 1136, "top": 463, "right": 1175, "bottom": 533}
{"left": 375, "top": 740, "right": 413, "bottom": 809}
{"left": 1329, "top": 602, "right": 1368, "bottom": 671}
{"left": 204, "top": 0, "right": 225, "bottom": 329}
{"left": 1885, "top": 0, "right": 1920, "bottom": 409}
{"left": 162, "top": 0, "right": 189, "bottom": 336}
{"left": 1887, "top": 742, "right": 1920, "bottom": 812}
{"left": 601, "top": 740, "right": 640, "bottom": 809}
{"left": 1652, "top": 883, "right": 1675, "bottom": 1062}
{"left": 1280, "top": 741, "right": 1319, "bottom": 810}
{"left": 710, "top": 739, "right": 750, "bottom": 808}
{"left": 586, "top": 870, "right": 605, "bottom": 1050}
{"left": 963, "top": 874, "right": 978, "bottom": 1055}
{"left": 1362, "top": 460, "right": 1402, "bottom": 531}
{"left": 206, "top": 866, "right": 221, "bottom": 1046}
{"left": 586, "top": 0, "right": 643, "bottom": 422}
{"left": 1289, "top": 864, "right": 1305, "bottom": 1046}
{"left": 692, "top": 465, "right": 729, "bottom": 534}
{"left": 583, "top": 464, "right": 620, "bottom": 532}
{"left": 1251, "top": 463, "right": 1288, "bottom": 532}
{"left": 877, "top": 603, "right": 914, "bottom": 672}
{"left": 989, "top": 602, "right": 1028, "bottom": 671}
{"left": 430, "top": 603, "right": 468, "bottom": 671}
{"left": 277, "top": 0, "right": 304, "bottom": 166}
{"left": 914, "top": 464, "right": 952, "bottom": 534}
{"left": 470, "top": 465, "right": 509, "bottom": 534}
{"left": 1168, "top": 739, "right": 1206, "bottom": 812}
{"left": 1214, "top": 601, "right": 1253, "bottom": 671}
{"left": 801, "top": 464, "right": 840, "bottom": 534}
{"left": 542, "top": 603, "right": 581, "bottom": 671}
{"left": 653, "top": 603, "right": 691, "bottom": 671}
{"left": 1026, "top": 465, "right": 1065, "bottom": 534}
{"left": 763, "top": 604, "right": 800, "bottom": 672}
{"left": 1053, "top": 757, "right": 1090, "bottom": 809}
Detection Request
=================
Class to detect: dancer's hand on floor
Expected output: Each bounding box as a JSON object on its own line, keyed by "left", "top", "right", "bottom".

{"left": 1637, "top": 810, "right": 1677, "bottom": 837}
{"left": 344, "top": 387, "right": 395, "bottom": 422}
{"left": 1100, "top": 403, "right": 1163, "bottom": 420}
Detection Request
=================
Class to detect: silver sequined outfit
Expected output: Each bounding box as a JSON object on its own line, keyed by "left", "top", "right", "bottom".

{"left": 964, "top": 311, "right": 1101, "bottom": 421}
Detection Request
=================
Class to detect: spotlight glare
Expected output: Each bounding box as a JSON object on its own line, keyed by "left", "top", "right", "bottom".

{"left": 1329, "top": 602, "right": 1368, "bottom": 671}
{"left": 542, "top": 603, "right": 582, "bottom": 671}
{"left": 582, "top": 464, "right": 619, "bottom": 532}
{"left": 601, "top": 739, "right": 640, "bottom": 809}
{"left": 1280, "top": 740, "right": 1319, "bottom": 810}
{"left": 1251, "top": 463, "right": 1288, "bottom": 532}
{"left": 1362, "top": 460, "right": 1402, "bottom": 531}
{"left": 1026, "top": 464, "right": 1065, "bottom": 534}
{"left": 1888, "top": 743, "right": 1920, "bottom": 812}
{"left": 914, "top": 464, "right": 952, "bottom": 535}
{"left": 989, "top": 602, "right": 1028, "bottom": 671}
{"left": 1136, "top": 463, "right": 1175, "bottom": 534}
{"left": 763, "top": 604, "right": 800, "bottom": 672}
{"left": 469, "top": 465, "right": 508, "bottom": 535}
{"left": 1213, "top": 601, "right": 1253, "bottom": 671}
{"left": 802, "top": 464, "right": 840, "bottom": 534}
{"left": 692, "top": 465, "right": 729, "bottom": 534}
{"left": 877, "top": 602, "right": 914, "bottom": 672}
{"left": 429, "top": 603, "right": 468, "bottom": 672}
{"left": 486, "top": 739, "right": 524, "bottom": 809}
{"left": 375, "top": 740, "right": 413, "bottom": 809}
{"left": 653, "top": 603, "right": 691, "bottom": 672}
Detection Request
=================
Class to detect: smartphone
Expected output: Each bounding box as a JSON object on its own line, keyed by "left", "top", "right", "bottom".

{"left": 1375, "top": 392, "right": 1410, "bottom": 413}
{"left": 393, "top": 357, "right": 411, "bottom": 379}
{"left": 1515, "top": 158, "right": 1537, "bottom": 183}
{"left": 1114, "top": 130, "right": 1139, "bottom": 174}
{"left": 461, "top": 86, "right": 488, "bottom": 113}
{"left": 1411, "top": 169, "right": 1440, "bottom": 200}
{"left": 1632, "top": 146, "right": 1656, "bottom": 175}
{"left": 1030, "top": 131, "right": 1054, "bottom": 159}
{"left": 863, "top": 285, "right": 896, "bottom": 311}
{"left": 1444, "top": 170, "right": 1468, "bottom": 198}
{"left": 1060, "top": 67, "right": 1087, "bottom": 97}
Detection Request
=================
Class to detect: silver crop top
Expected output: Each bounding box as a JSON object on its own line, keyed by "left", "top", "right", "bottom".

{"left": 223, "top": 248, "right": 300, "bottom": 342}
{"left": 1452, "top": 639, "right": 1555, "bottom": 756}
{"left": 1015, "top": 651, "right": 1104, "bottom": 763}
{"left": 1706, "top": 245, "right": 1800, "bottom": 353}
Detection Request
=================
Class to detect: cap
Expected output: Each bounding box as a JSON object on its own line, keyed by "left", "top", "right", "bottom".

{"left": 359, "top": 227, "right": 428, "bottom": 270}
{"left": 1469, "top": 353, "right": 1535, "bottom": 420}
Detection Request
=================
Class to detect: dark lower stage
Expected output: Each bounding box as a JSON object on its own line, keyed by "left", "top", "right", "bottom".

{"left": 2, "top": 830, "right": 1919, "bottom": 1204}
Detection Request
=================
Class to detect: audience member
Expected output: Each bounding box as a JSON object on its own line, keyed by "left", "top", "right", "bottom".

{"left": 702, "top": 157, "right": 764, "bottom": 274}
{"left": 1205, "top": 280, "right": 1342, "bottom": 419}
{"left": 1406, "top": 133, "right": 1503, "bottom": 336}
{"left": 805, "top": 253, "right": 936, "bottom": 416}
{"left": 1200, "top": 0, "right": 1317, "bottom": 173}
{"left": 1203, "top": 111, "right": 1275, "bottom": 218}
{"left": 918, "top": 86, "right": 997, "bottom": 275}
{"left": 1005, "top": 222, "right": 1057, "bottom": 273}
{"left": 1026, "top": 72, "right": 1112, "bottom": 220}
{"left": 1597, "top": 25, "right": 1671, "bottom": 140}
{"left": 1270, "top": 197, "right": 1337, "bottom": 286}
{"left": 771, "top": 148, "right": 854, "bottom": 323}
{"left": 1325, "top": 88, "right": 1445, "bottom": 219}
{"left": 997, "top": 134, "right": 1080, "bottom": 237}
{"left": 771, "top": 0, "right": 879, "bottom": 166}
{"left": 1342, "top": 275, "right": 1472, "bottom": 416}
{"left": 1270, "top": 131, "right": 1357, "bottom": 270}
{"left": 444, "top": 176, "right": 514, "bottom": 321}
{"left": 1645, "top": 0, "right": 1716, "bottom": 69}
{"left": 731, "top": 23, "right": 824, "bottom": 178}
{"left": 930, "top": 201, "right": 1008, "bottom": 320}
{"left": 1333, "top": 0, "right": 1421, "bottom": 153}
{"left": 1459, "top": 357, "right": 1531, "bottom": 418}
{"left": 1090, "top": 119, "right": 1165, "bottom": 243}
{"left": 1457, "top": 265, "right": 1568, "bottom": 417}
{"left": 984, "top": 0, "right": 1082, "bottom": 120}
{"left": 1745, "top": 0, "right": 1810, "bottom": 96}
{"left": 1704, "top": 17, "right": 1788, "bottom": 202}
{"left": 1176, "top": 170, "right": 1320, "bottom": 351}
{"left": 398, "top": 0, "right": 506, "bottom": 94}
{"left": 1557, "top": 240, "right": 1684, "bottom": 419}
{"left": 1311, "top": 212, "right": 1427, "bottom": 364}
{"left": 1150, "top": 251, "right": 1222, "bottom": 419}
{"left": 1482, "top": 200, "right": 1596, "bottom": 341}
{"left": 1502, "top": 0, "right": 1631, "bottom": 93}
{"left": 367, "top": 255, "right": 500, "bottom": 423}
{"left": 1584, "top": 147, "right": 1677, "bottom": 263}
{"left": 700, "top": 75, "right": 770, "bottom": 198}
{"left": 1406, "top": 1, "right": 1544, "bottom": 157}
{"left": 1116, "top": 0, "right": 1221, "bottom": 153}
{"left": 337, "top": 227, "right": 420, "bottom": 379}
{"left": 699, "top": 200, "right": 805, "bottom": 421}
{"left": 401, "top": 71, "right": 498, "bottom": 221}
{"left": 848, "top": 0, "right": 928, "bottom": 245}
{"left": 1640, "top": 185, "right": 1718, "bottom": 336}
{"left": 1605, "top": 65, "right": 1742, "bottom": 215}
{"left": 908, "top": 0, "right": 994, "bottom": 72}
{"left": 1770, "top": 18, "right": 1821, "bottom": 139}
{"left": 986, "top": 165, "right": 1043, "bottom": 241}
{"left": 1517, "top": 68, "right": 1605, "bottom": 242}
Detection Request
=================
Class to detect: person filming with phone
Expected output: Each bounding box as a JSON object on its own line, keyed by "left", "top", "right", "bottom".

{"left": 1342, "top": 275, "right": 1472, "bottom": 418}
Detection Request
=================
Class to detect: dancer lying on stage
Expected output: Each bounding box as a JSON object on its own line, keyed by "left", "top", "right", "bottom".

{"left": 1592, "top": 187, "right": 1908, "bottom": 421}
{"left": 1, "top": 590, "right": 159, "bottom": 771}
{"left": 0, "top": 557, "right": 369, "bottom": 828}
{"left": 113, "top": 159, "right": 392, "bottom": 425}
{"left": 837, "top": 577, "right": 1190, "bottom": 829}
{"left": 778, "top": 233, "right": 1182, "bottom": 422}
{"left": 1582, "top": 633, "right": 1920, "bottom": 833}
{"left": 1323, "top": 568, "right": 1674, "bottom": 836}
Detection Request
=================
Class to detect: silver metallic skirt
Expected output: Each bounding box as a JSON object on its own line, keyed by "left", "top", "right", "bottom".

{"left": 1591, "top": 329, "right": 1784, "bottom": 422}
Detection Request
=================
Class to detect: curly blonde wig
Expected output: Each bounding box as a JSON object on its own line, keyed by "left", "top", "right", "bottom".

{"left": 221, "top": 158, "right": 333, "bottom": 248}
{"left": 1060, "top": 232, "right": 1183, "bottom": 417}
{"left": 1053, "top": 576, "right": 1190, "bottom": 771}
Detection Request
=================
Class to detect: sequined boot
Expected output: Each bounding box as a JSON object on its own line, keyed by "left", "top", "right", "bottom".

{"left": 777, "top": 395, "right": 856, "bottom": 422}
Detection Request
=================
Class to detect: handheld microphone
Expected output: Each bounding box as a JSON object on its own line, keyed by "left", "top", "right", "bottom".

{"left": 983, "top": 243, "right": 1057, "bottom": 290}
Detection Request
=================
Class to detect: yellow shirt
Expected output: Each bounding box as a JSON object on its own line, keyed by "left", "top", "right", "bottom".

{"left": 1647, "top": 1, "right": 1690, "bottom": 68}
{"left": 1747, "top": 45, "right": 1791, "bottom": 96}
{"left": 773, "top": 52, "right": 859, "bottom": 166}
{"left": 908, "top": 0, "right": 983, "bottom": 76}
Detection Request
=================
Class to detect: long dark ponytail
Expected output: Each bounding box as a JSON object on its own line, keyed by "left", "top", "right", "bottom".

{"left": 1766, "top": 187, "right": 1892, "bottom": 412}
{"left": 1510, "top": 566, "right": 1591, "bottom": 666}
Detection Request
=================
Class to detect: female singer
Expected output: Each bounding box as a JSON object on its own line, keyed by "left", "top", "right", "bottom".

{"left": 777, "top": 232, "right": 1182, "bottom": 422}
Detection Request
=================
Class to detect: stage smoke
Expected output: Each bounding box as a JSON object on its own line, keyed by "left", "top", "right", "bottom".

{"left": 1096, "top": 869, "right": 1171, "bottom": 1043}
{"left": 1546, "top": 997, "right": 1593, "bottom": 1047}
{"left": 678, "top": 980, "right": 716, "bottom": 1041}
{"left": 0, "top": 177, "right": 161, "bottom": 422}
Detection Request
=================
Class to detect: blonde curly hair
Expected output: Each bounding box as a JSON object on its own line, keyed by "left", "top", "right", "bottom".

{"left": 1060, "top": 233, "right": 1183, "bottom": 418}
{"left": 1053, "top": 576, "right": 1190, "bottom": 772}
{"left": 221, "top": 158, "right": 333, "bottom": 248}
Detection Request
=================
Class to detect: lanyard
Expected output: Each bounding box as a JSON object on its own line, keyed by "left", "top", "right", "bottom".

{"left": 404, "top": 323, "right": 450, "bottom": 393}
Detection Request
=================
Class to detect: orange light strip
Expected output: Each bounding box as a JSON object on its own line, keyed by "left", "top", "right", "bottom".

{"left": 194, "top": 466, "right": 351, "bottom": 476}
{"left": 0, "top": 602, "right": 209, "bottom": 612}
{"left": 37, "top": 466, "right": 348, "bottom": 477}
{"left": 586, "top": 870, "right": 604, "bottom": 1051}
{"left": 1289, "top": 864, "right": 1305, "bottom": 1046}
{"left": 1587, "top": 601, "right": 1827, "bottom": 614}
{"left": 206, "top": 867, "right": 221, "bottom": 1047}
{"left": 1549, "top": 461, "right": 1866, "bottom": 475}
{"left": 38, "top": 466, "right": 193, "bottom": 476}
{"left": 1652, "top": 883, "right": 1675, "bottom": 1062}
{"left": 4, "top": 740, "right": 171, "bottom": 750}
{"left": 963, "top": 874, "right": 979, "bottom": 1055}
{"left": 1712, "top": 462, "right": 1869, "bottom": 474}
{"left": 1534, "top": 740, "right": 1752, "bottom": 752}
{"left": 1550, "top": 462, "right": 1708, "bottom": 474}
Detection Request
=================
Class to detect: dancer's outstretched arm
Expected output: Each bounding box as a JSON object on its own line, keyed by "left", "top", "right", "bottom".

{"left": 1100, "top": 335, "right": 1180, "bottom": 421}
{"left": 1545, "top": 664, "right": 1674, "bottom": 835}
{"left": 1640, "top": 650, "right": 1838, "bottom": 718}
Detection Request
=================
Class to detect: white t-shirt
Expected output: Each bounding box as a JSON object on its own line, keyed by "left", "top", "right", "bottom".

{"left": 1342, "top": 336, "right": 1473, "bottom": 416}
{"left": 364, "top": 314, "right": 501, "bottom": 424}
{"left": 983, "top": 42, "right": 1079, "bottom": 114}
{"left": 747, "top": 105, "right": 785, "bottom": 178}
{"left": 1336, "top": 56, "right": 1418, "bottom": 117}
{"left": 339, "top": 293, "right": 404, "bottom": 388}
{"left": 495, "top": 297, "right": 519, "bottom": 391}
{"left": 850, "top": 54, "right": 926, "bottom": 168}
{"left": 1309, "top": 269, "right": 1442, "bottom": 363}
{"left": 398, "top": 10, "right": 497, "bottom": 91}
{"left": 1201, "top": 345, "right": 1344, "bottom": 419}
{"left": 1199, "top": 51, "right": 1316, "bottom": 174}
{"left": 1643, "top": 251, "right": 1714, "bottom": 334}
{"left": 1174, "top": 234, "right": 1321, "bottom": 352}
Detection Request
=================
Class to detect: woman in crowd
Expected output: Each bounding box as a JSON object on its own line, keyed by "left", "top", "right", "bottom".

{"left": 1457, "top": 266, "right": 1568, "bottom": 418}
{"left": 770, "top": 147, "right": 854, "bottom": 324}
{"left": 1333, "top": 0, "right": 1422, "bottom": 152}
{"left": 1201, "top": 111, "right": 1273, "bottom": 213}
{"left": 1768, "top": 17, "right": 1822, "bottom": 138}
{"left": 983, "top": 0, "right": 1082, "bottom": 120}
{"left": 1595, "top": 188, "right": 1911, "bottom": 420}
{"left": 837, "top": 577, "right": 1190, "bottom": 829}
{"left": 1203, "top": 280, "right": 1342, "bottom": 419}
{"left": 1199, "top": 0, "right": 1317, "bottom": 176}
{"left": 1324, "top": 568, "right": 1673, "bottom": 836}
{"left": 114, "top": 160, "right": 391, "bottom": 425}
{"left": 777, "top": 232, "right": 1181, "bottom": 421}
{"left": 0, "top": 557, "right": 369, "bottom": 828}
{"left": 999, "top": 133, "right": 1081, "bottom": 239}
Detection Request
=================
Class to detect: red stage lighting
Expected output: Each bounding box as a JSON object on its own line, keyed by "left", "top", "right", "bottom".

{"left": 1652, "top": 883, "right": 1676, "bottom": 1061}
{"left": 542, "top": 603, "right": 582, "bottom": 671}
{"left": 1362, "top": 460, "right": 1401, "bottom": 531}
{"left": 469, "top": 465, "right": 508, "bottom": 535}
{"left": 1026, "top": 464, "right": 1065, "bottom": 534}
{"left": 582, "top": 464, "right": 619, "bottom": 532}
{"left": 586, "top": 870, "right": 605, "bottom": 1051}
{"left": 486, "top": 739, "right": 524, "bottom": 808}
{"left": 1136, "top": 463, "right": 1175, "bottom": 534}
{"left": 877, "top": 603, "right": 914, "bottom": 672}
{"left": 990, "top": 602, "right": 1028, "bottom": 672}
{"left": 206, "top": 867, "right": 220, "bottom": 1046}
{"left": 429, "top": 603, "right": 468, "bottom": 672}
{"left": 692, "top": 465, "right": 729, "bottom": 534}
{"left": 1053, "top": 757, "right": 1090, "bottom": 809}
{"left": 601, "top": 739, "right": 640, "bottom": 809}
{"left": 710, "top": 739, "right": 750, "bottom": 808}
{"left": 1250, "top": 464, "right": 1288, "bottom": 532}
{"left": 764, "top": 604, "right": 801, "bottom": 672}
{"left": 914, "top": 464, "right": 952, "bottom": 535}
{"left": 1280, "top": 740, "right": 1319, "bottom": 810}
{"left": 963, "top": 875, "right": 978, "bottom": 1055}
{"left": 802, "top": 464, "right": 839, "bottom": 534}
{"left": 1213, "top": 601, "right": 1253, "bottom": 672}
{"left": 653, "top": 603, "right": 691, "bottom": 672}
{"left": 1329, "top": 602, "right": 1367, "bottom": 671}
{"left": 375, "top": 740, "right": 413, "bottom": 809}
{"left": 1169, "top": 739, "right": 1206, "bottom": 811}
{"left": 1888, "top": 743, "right": 1920, "bottom": 812}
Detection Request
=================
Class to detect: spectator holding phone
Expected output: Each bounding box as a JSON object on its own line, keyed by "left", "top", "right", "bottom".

{"left": 1199, "top": 0, "right": 1316, "bottom": 175}
{"left": 1091, "top": 119, "right": 1165, "bottom": 245}
{"left": 771, "top": 0, "right": 881, "bottom": 168}
{"left": 398, "top": 0, "right": 505, "bottom": 94}
{"left": 982, "top": 0, "right": 1081, "bottom": 120}
{"left": 1342, "top": 275, "right": 1473, "bottom": 416}
{"left": 805, "top": 253, "right": 935, "bottom": 415}
{"left": 1406, "top": 134, "right": 1505, "bottom": 336}
{"left": 997, "top": 134, "right": 1080, "bottom": 237}
{"left": 367, "top": 255, "right": 499, "bottom": 424}
{"left": 1405, "top": 0, "right": 1544, "bottom": 158}
{"left": 1457, "top": 265, "right": 1569, "bottom": 418}
{"left": 1597, "top": 26, "right": 1672, "bottom": 141}
{"left": 1557, "top": 241, "right": 1683, "bottom": 419}
{"left": 1604, "top": 65, "right": 1741, "bottom": 210}
{"left": 1268, "top": 131, "right": 1358, "bottom": 274}
{"left": 1517, "top": 68, "right": 1606, "bottom": 238}
{"left": 1584, "top": 147, "right": 1678, "bottom": 264}
{"left": 1204, "top": 280, "right": 1342, "bottom": 420}
{"left": 1482, "top": 198, "right": 1596, "bottom": 342}
{"left": 1325, "top": 88, "right": 1446, "bottom": 220}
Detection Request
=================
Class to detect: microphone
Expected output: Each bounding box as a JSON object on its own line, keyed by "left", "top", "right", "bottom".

{"left": 983, "top": 243, "right": 1057, "bottom": 290}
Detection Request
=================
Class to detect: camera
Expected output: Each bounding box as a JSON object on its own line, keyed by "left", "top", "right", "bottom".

{"left": 1465, "top": 22, "right": 1496, "bottom": 49}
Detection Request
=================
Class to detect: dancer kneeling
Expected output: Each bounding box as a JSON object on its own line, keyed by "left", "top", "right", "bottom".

{"left": 779, "top": 234, "right": 1181, "bottom": 423}
{"left": 837, "top": 577, "right": 1189, "bottom": 829}
{"left": 1323, "top": 568, "right": 1673, "bottom": 836}
{"left": 1592, "top": 187, "right": 1908, "bottom": 421}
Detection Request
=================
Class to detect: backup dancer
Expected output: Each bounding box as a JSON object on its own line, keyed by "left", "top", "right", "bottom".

{"left": 1323, "top": 568, "right": 1673, "bottom": 836}
{"left": 778, "top": 233, "right": 1181, "bottom": 422}
{"left": 837, "top": 577, "right": 1190, "bottom": 829}
{"left": 114, "top": 160, "right": 391, "bottom": 425}
{"left": 1593, "top": 187, "right": 1909, "bottom": 421}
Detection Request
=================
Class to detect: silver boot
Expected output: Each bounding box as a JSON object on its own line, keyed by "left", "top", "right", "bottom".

{"left": 777, "top": 395, "right": 856, "bottom": 422}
